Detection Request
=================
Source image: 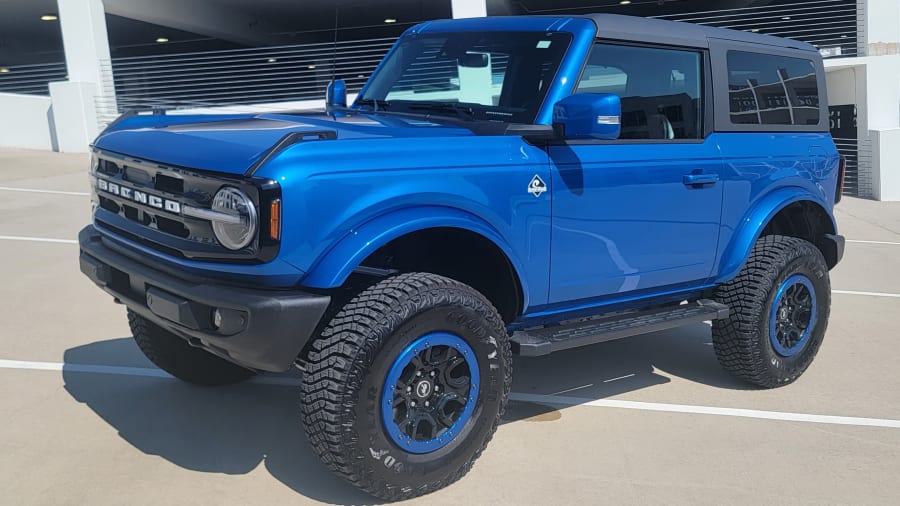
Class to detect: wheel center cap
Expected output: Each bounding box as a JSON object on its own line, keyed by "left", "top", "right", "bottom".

{"left": 415, "top": 380, "right": 433, "bottom": 398}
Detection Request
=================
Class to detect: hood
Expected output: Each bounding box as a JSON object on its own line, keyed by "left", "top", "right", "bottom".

{"left": 93, "top": 111, "right": 479, "bottom": 174}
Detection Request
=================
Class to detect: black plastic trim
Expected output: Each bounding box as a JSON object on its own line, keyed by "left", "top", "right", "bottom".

{"left": 244, "top": 130, "right": 337, "bottom": 176}
{"left": 79, "top": 226, "right": 330, "bottom": 372}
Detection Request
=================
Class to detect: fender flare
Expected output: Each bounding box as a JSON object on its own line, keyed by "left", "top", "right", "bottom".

{"left": 301, "top": 206, "right": 531, "bottom": 309}
{"left": 715, "top": 187, "right": 836, "bottom": 284}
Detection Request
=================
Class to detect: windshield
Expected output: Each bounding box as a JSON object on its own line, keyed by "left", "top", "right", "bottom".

{"left": 357, "top": 31, "right": 572, "bottom": 123}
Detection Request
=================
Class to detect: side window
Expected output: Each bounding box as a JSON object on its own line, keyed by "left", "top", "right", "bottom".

{"left": 575, "top": 43, "right": 703, "bottom": 140}
{"left": 726, "top": 51, "right": 819, "bottom": 126}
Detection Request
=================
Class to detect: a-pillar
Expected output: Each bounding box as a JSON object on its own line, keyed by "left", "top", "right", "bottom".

{"left": 50, "top": 0, "right": 117, "bottom": 152}
{"left": 451, "top": 0, "right": 487, "bottom": 19}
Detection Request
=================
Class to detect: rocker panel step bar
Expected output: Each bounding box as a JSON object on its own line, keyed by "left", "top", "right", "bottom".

{"left": 511, "top": 300, "right": 729, "bottom": 357}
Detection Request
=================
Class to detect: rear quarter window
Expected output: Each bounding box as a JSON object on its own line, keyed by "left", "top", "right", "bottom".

{"left": 726, "top": 50, "right": 820, "bottom": 126}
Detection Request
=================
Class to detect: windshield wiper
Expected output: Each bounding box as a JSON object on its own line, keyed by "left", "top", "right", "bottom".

{"left": 355, "top": 98, "right": 391, "bottom": 111}
{"left": 406, "top": 102, "right": 478, "bottom": 120}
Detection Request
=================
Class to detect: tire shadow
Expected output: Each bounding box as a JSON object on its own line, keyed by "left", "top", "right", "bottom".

{"left": 63, "top": 339, "right": 376, "bottom": 505}
{"left": 63, "top": 324, "right": 752, "bottom": 502}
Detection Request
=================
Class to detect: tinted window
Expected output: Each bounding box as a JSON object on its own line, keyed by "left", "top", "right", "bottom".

{"left": 726, "top": 51, "right": 819, "bottom": 126}
{"left": 575, "top": 44, "right": 703, "bottom": 140}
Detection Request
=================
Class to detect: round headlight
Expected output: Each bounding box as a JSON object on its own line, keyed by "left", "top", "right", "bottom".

{"left": 211, "top": 187, "right": 257, "bottom": 250}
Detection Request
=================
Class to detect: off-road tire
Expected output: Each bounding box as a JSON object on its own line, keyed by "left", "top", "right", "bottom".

{"left": 712, "top": 235, "right": 830, "bottom": 388}
{"left": 128, "top": 309, "right": 255, "bottom": 386}
{"left": 300, "top": 272, "right": 512, "bottom": 501}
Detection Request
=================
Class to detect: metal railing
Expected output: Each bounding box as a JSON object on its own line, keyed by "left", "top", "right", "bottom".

{"left": 655, "top": 0, "right": 859, "bottom": 58}
{"left": 834, "top": 137, "right": 873, "bottom": 198}
{"left": 101, "top": 37, "right": 397, "bottom": 113}
{"left": 0, "top": 62, "right": 67, "bottom": 96}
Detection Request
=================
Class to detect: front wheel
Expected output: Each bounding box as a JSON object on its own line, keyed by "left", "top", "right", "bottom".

{"left": 300, "top": 273, "right": 511, "bottom": 501}
{"left": 712, "top": 235, "right": 831, "bottom": 388}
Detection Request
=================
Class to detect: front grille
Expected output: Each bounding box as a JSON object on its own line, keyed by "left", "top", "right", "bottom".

{"left": 91, "top": 151, "right": 281, "bottom": 263}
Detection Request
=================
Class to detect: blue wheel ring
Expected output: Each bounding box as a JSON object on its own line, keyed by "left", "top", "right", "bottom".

{"left": 381, "top": 332, "right": 480, "bottom": 454}
{"left": 769, "top": 274, "right": 817, "bottom": 357}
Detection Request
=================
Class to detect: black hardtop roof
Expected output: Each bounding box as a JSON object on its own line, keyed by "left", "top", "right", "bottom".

{"left": 582, "top": 13, "right": 819, "bottom": 53}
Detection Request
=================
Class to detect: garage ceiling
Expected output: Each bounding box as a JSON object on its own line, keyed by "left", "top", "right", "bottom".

{"left": 0, "top": 0, "right": 783, "bottom": 66}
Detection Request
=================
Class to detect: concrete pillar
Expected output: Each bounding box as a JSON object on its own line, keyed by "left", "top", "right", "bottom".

{"left": 54, "top": 0, "right": 117, "bottom": 151}
{"left": 864, "top": 0, "right": 900, "bottom": 55}
{"left": 451, "top": 0, "right": 487, "bottom": 19}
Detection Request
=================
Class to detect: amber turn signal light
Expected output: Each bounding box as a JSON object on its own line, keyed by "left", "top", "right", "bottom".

{"left": 270, "top": 199, "right": 282, "bottom": 240}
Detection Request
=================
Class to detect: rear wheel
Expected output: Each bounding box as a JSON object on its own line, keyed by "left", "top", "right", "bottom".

{"left": 128, "top": 309, "right": 255, "bottom": 386}
{"left": 712, "top": 235, "right": 830, "bottom": 388}
{"left": 300, "top": 273, "right": 511, "bottom": 501}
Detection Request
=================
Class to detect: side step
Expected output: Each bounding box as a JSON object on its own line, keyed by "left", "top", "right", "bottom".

{"left": 511, "top": 300, "right": 729, "bottom": 357}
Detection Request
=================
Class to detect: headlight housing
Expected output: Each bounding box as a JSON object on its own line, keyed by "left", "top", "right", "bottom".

{"left": 211, "top": 187, "right": 257, "bottom": 250}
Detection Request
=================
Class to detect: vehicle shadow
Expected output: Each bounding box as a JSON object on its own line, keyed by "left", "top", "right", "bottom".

{"left": 62, "top": 323, "right": 751, "bottom": 503}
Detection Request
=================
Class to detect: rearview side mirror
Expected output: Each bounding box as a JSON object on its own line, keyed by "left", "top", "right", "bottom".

{"left": 326, "top": 79, "right": 347, "bottom": 112}
{"left": 552, "top": 93, "right": 621, "bottom": 140}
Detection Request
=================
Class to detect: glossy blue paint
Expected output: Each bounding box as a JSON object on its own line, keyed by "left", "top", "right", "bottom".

{"left": 769, "top": 274, "right": 817, "bottom": 357}
{"left": 94, "top": 112, "right": 478, "bottom": 174}
{"left": 87, "top": 15, "right": 844, "bottom": 330}
{"left": 256, "top": 134, "right": 550, "bottom": 309}
{"left": 553, "top": 93, "right": 622, "bottom": 140}
{"left": 547, "top": 136, "right": 724, "bottom": 304}
{"left": 381, "top": 333, "right": 480, "bottom": 454}
{"left": 713, "top": 133, "right": 839, "bottom": 283}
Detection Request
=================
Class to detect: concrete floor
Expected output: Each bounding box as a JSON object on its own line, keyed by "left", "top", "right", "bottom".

{"left": 1, "top": 148, "right": 899, "bottom": 505}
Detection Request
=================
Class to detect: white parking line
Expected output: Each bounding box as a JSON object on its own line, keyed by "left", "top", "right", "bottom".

{"left": 2, "top": 358, "right": 899, "bottom": 430}
{"left": 834, "top": 290, "right": 900, "bottom": 299}
{"left": 0, "top": 186, "right": 89, "bottom": 197}
{"left": 0, "top": 235, "right": 77, "bottom": 244}
{"left": 847, "top": 239, "right": 900, "bottom": 246}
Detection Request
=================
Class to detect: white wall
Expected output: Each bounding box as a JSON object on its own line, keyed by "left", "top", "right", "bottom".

{"left": 0, "top": 93, "right": 57, "bottom": 151}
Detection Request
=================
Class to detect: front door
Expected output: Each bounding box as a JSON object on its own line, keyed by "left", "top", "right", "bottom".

{"left": 548, "top": 42, "right": 723, "bottom": 304}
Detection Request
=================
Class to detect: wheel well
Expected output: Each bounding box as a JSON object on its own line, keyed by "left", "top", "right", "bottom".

{"left": 761, "top": 201, "right": 838, "bottom": 268}
{"left": 356, "top": 227, "right": 523, "bottom": 323}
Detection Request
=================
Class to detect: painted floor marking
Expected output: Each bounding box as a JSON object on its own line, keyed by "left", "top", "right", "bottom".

{"left": 0, "top": 235, "right": 77, "bottom": 245}
{"left": 3, "top": 358, "right": 900, "bottom": 430}
{"left": 0, "top": 186, "right": 89, "bottom": 197}
{"left": 603, "top": 373, "right": 636, "bottom": 383}
{"left": 834, "top": 290, "right": 900, "bottom": 299}
{"left": 846, "top": 239, "right": 900, "bottom": 246}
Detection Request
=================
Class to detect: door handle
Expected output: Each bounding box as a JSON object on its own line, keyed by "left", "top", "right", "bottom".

{"left": 683, "top": 173, "right": 719, "bottom": 186}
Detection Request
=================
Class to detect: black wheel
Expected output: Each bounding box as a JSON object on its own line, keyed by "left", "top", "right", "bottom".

{"left": 301, "top": 273, "right": 511, "bottom": 501}
{"left": 712, "top": 235, "right": 831, "bottom": 388}
{"left": 128, "top": 309, "right": 255, "bottom": 386}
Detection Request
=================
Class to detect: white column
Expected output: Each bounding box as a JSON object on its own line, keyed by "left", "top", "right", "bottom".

{"left": 864, "top": 0, "right": 900, "bottom": 55}
{"left": 451, "top": 0, "right": 487, "bottom": 19}
{"left": 53, "top": 0, "right": 117, "bottom": 152}
{"left": 860, "top": 0, "right": 900, "bottom": 200}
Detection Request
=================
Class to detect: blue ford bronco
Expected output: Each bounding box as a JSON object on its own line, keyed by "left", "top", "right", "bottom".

{"left": 79, "top": 14, "right": 845, "bottom": 500}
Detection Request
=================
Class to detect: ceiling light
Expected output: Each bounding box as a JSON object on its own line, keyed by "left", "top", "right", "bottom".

{"left": 267, "top": 58, "right": 277, "bottom": 63}
{"left": 782, "top": 16, "right": 791, "bottom": 20}
{"left": 308, "top": 65, "right": 316, "bottom": 69}
{"left": 0, "top": 68, "right": 9, "bottom": 74}
{"left": 384, "top": 18, "right": 397, "bottom": 23}
{"left": 41, "top": 14, "right": 58, "bottom": 21}
{"left": 155, "top": 37, "right": 169, "bottom": 43}
{"left": 841, "top": 34, "right": 848, "bottom": 38}
{"left": 751, "top": 28, "right": 760, "bottom": 32}
{"left": 619, "top": 0, "right": 632, "bottom": 4}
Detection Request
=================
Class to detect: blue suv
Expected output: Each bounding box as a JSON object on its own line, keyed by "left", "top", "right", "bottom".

{"left": 79, "top": 14, "right": 845, "bottom": 500}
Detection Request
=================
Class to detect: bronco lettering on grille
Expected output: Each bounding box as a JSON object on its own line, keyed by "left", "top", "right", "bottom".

{"left": 97, "top": 178, "right": 181, "bottom": 214}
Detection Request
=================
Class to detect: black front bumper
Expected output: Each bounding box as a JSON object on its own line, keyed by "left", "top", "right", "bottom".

{"left": 79, "top": 226, "right": 331, "bottom": 372}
